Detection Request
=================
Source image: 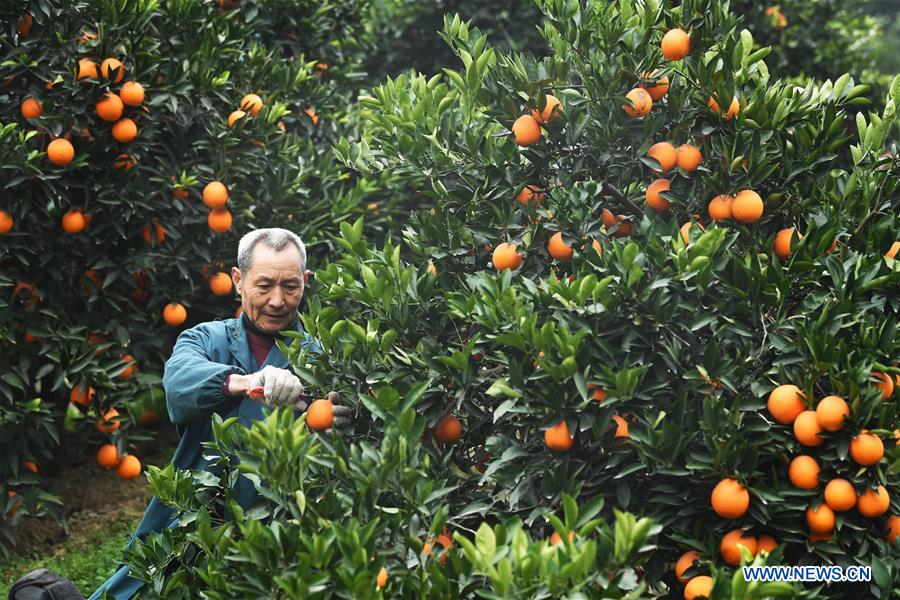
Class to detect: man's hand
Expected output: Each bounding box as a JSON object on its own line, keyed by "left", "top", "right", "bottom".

{"left": 248, "top": 365, "right": 304, "bottom": 407}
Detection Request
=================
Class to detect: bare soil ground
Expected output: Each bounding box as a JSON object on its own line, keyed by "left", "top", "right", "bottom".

{"left": 6, "top": 425, "right": 181, "bottom": 562}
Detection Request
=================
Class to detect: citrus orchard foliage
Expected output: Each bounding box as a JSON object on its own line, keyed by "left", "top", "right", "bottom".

{"left": 121, "top": 0, "right": 899, "bottom": 597}
{"left": 730, "top": 0, "right": 893, "bottom": 108}
{"left": 0, "top": 0, "right": 392, "bottom": 554}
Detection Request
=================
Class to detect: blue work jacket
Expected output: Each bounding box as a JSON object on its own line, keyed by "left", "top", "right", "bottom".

{"left": 88, "top": 314, "right": 321, "bottom": 599}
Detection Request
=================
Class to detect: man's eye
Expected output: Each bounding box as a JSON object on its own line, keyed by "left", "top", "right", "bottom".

{"left": 258, "top": 285, "right": 270, "bottom": 290}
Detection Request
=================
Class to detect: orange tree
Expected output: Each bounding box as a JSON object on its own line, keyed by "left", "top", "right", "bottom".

{"left": 121, "top": 0, "right": 898, "bottom": 597}
{"left": 0, "top": 0, "right": 395, "bottom": 555}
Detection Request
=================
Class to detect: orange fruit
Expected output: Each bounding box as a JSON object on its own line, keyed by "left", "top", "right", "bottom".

{"left": 871, "top": 371, "right": 894, "bottom": 400}
{"left": 97, "top": 444, "right": 121, "bottom": 469}
{"left": 0, "top": 211, "right": 13, "bottom": 235}
{"left": 492, "top": 242, "right": 522, "bottom": 271}
{"left": 756, "top": 535, "right": 778, "bottom": 554}
{"left": 303, "top": 107, "right": 319, "bottom": 125}
{"left": 21, "top": 97, "right": 42, "bottom": 119}
{"left": 306, "top": 399, "right": 334, "bottom": 431}
{"left": 112, "top": 118, "right": 137, "bottom": 143}
{"left": 119, "top": 81, "right": 144, "bottom": 106}
{"left": 516, "top": 185, "right": 545, "bottom": 205}
{"left": 227, "top": 110, "right": 245, "bottom": 127}
{"left": 858, "top": 485, "right": 890, "bottom": 518}
{"left": 208, "top": 208, "right": 233, "bottom": 233}
{"left": 139, "top": 411, "right": 160, "bottom": 427}
{"left": 70, "top": 385, "right": 95, "bottom": 406}
{"left": 885, "top": 241, "right": 900, "bottom": 259}
{"left": 435, "top": 415, "right": 462, "bottom": 444}
{"left": 809, "top": 531, "right": 832, "bottom": 543}
{"left": 240, "top": 93, "right": 263, "bottom": 116}
{"left": 62, "top": 209, "right": 86, "bottom": 234}
{"left": 141, "top": 222, "right": 166, "bottom": 244}
{"left": 548, "top": 232, "right": 573, "bottom": 260}
{"left": 806, "top": 503, "right": 835, "bottom": 534}
{"left": 203, "top": 182, "right": 229, "bottom": 208}
{"left": 624, "top": 88, "right": 652, "bottom": 117}
{"left": 172, "top": 187, "right": 189, "bottom": 200}
{"left": 114, "top": 153, "right": 136, "bottom": 172}
{"left": 97, "top": 408, "right": 121, "bottom": 434}
{"left": 611, "top": 415, "right": 629, "bottom": 438}
{"left": 77, "top": 58, "right": 99, "bottom": 80}
{"left": 639, "top": 70, "right": 669, "bottom": 100}
{"left": 885, "top": 515, "right": 900, "bottom": 544}
{"left": 549, "top": 530, "right": 575, "bottom": 546}
{"left": 376, "top": 566, "right": 387, "bottom": 589}
{"left": 427, "top": 261, "right": 437, "bottom": 277}
{"left": 100, "top": 58, "right": 125, "bottom": 83}
{"left": 850, "top": 430, "right": 884, "bottom": 466}
{"left": 707, "top": 194, "right": 733, "bottom": 221}
{"left": 679, "top": 221, "right": 705, "bottom": 245}
{"left": 773, "top": 228, "right": 798, "bottom": 261}
{"left": 676, "top": 144, "right": 702, "bottom": 171}
{"left": 531, "top": 94, "right": 561, "bottom": 124}
{"left": 119, "top": 354, "right": 136, "bottom": 380}
{"left": 709, "top": 95, "right": 740, "bottom": 121}
{"left": 720, "top": 529, "right": 757, "bottom": 566}
{"left": 815, "top": 395, "right": 849, "bottom": 432}
{"left": 117, "top": 455, "right": 141, "bottom": 480}
{"left": 590, "top": 386, "right": 607, "bottom": 402}
{"left": 647, "top": 142, "right": 677, "bottom": 173}
{"left": 793, "top": 410, "right": 823, "bottom": 447}
{"left": 684, "top": 575, "right": 712, "bottom": 600}
{"left": 767, "top": 384, "right": 806, "bottom": 425}
{"left": 96, "top": 92, "right": 124, "bottom": 122}
{"left": 603, "top": 211, "right": 631, "bottom": 237}
{"left": 210, "top": 272, "right": 233, "bottom": 295}
{"left": 710, "top": 478, "right": 750, "bottom": 519}
{"left": 645, "top": 178, "right": 672, "bottom": 211}
{"left": 512, "top": 114, "right": 541, "bottom": 146}
{"left": 545, "top": 420, "right": 574, "bottom": 452}
{"left": 788, "top": 455, "right": 820, "bottom": 490}
{"left": 661, "top": 28, "right": 691, "bottom": 61}
{"left": 731, "top": 190, "right": 763, "bottom": 224}
{"left": 17, "top": 13, "right": 33, "bottom": 37}
{"left": 163, "top": 302, "right": 187, "bottom": 326}
{"left": 78, "top": 31, "right": 98, "bottom": 44}
{"left": 675, "top": 550, "right": 700, "bottom": 585}
{"left": 47, "top": 138, "right": 75, "bottom": 166}
{"left": 824, "top": 479, "right": 857, "bottom": 512}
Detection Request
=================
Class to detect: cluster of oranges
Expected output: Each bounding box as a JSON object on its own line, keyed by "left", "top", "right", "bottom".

{"left": 96, "top": 443, "right": 142, "bottom": 480}
{"left": 644, "top": 141, "right": 703, "bottom": 213}
{"left": 67, "top": 353, "right": 145, "bottom": 480}
{"left": 669, "top": 373, "right": 897, "bottom": 598}
{"left": 541, "top": 385, "right": 631, "bottom": 454}
{"left": 622, "top": 28, "right": 688, "bottom": 118}
{"left": 768, "top": 378, "right": 897, "bottom": 539}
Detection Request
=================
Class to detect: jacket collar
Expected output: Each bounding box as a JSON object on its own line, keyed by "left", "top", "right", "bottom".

{"left": 226, "top": 312, "right": 304, "bottom": 373}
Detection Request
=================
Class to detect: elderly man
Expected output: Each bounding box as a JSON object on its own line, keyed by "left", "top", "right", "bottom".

{"left": 88, "top": 228, "right": 350, "bottom": 600}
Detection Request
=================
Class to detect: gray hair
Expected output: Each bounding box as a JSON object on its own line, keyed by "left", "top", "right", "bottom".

{"left": 237, "top": 228, "right": 307, "bottom": 275}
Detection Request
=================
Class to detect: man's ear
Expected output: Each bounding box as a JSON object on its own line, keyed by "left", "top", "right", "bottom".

{"left": 304, "top": 270, "right": 313, "bottom": 285}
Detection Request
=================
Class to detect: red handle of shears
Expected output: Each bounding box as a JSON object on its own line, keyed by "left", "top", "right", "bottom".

{"left": 249, "top": 386, "right": 312, "bottom": 402}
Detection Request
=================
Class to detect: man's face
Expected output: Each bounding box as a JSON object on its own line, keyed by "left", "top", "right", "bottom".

{"left": 232, "top": 245, "right": 309, "bottom": 334}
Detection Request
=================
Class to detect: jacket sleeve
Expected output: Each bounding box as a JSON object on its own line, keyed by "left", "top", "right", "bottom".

{"left": 163, "top": 325, "right": 248, "bottom": 426}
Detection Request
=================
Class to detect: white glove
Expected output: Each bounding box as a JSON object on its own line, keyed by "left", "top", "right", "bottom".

{"left": 248, "top": 365, "right": 304, "bottom": 407}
